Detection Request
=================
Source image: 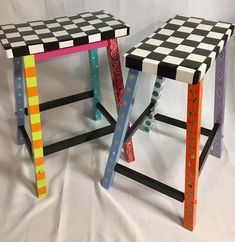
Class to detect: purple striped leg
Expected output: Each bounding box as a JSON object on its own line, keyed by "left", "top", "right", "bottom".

{"left": 102, "top": 69, "right": 139, "bottom": 189}
{"left": 211, "top": 46, "right": 227, "bottom": 158}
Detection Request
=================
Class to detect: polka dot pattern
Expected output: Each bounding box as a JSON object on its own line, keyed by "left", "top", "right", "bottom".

{"left": 102, "top": 69, "right": 139, "bottom": 189}
{"left": 184, "top": 81, "right": 203, "bottom": 231}
{"left": 89, "top": 49, "right": 101, "bottom": 120}
{"left": 143, "top": 76, "right": 165, "bottom": 132}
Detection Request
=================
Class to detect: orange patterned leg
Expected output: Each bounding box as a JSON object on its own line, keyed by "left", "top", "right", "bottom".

{"left": 184, "top": 80, "right": 203, "bottom": 231}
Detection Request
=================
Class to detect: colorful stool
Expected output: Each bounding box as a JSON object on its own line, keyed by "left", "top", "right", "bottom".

{"left": 0, "top": 10, "right": 135, "bottom": 199}
{"left": 102, "top": 15, "right": 234, "bottom": 231}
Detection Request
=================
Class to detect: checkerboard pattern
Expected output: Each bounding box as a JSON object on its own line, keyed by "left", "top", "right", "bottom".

{"left": 124, "top": 15, "right": 234, "bottom": 84}
{"left": 0, "top": 10, "right": 129, "bottom": 58}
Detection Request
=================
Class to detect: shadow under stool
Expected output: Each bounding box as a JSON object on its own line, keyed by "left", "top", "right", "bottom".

{"left": 102, "top": 15, "right": 234, "bottom": 231}
{"left": 0, "top": 10, "right": 135, "bottom": 199}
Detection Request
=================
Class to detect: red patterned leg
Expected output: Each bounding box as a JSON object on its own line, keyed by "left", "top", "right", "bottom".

{"left": 107, "top": 39, "right": 135, "bottom": 162}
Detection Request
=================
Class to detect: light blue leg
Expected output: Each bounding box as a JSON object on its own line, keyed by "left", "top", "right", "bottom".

{"left": 13, "top": 57, "right": 25, "bottom": 145}
{"left": 102, "top": 69, "right": 139, "bottom": 189}
{"left": 89, "top": 49, "right": 101, "bottom": 120}
{"left": 143, "top": 76, "right": 165, "bottom": 132}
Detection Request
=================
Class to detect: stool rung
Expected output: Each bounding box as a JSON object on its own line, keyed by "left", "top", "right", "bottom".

{"left": 199, "top": 123, "right": 220, "bottom": 176}
{"left": 19, "top": 125, "right": 33, "bottom": 160}
{"left": 44, "top": 124, "right": 114, "bottom": 156}
{"left": 96, "top": 103, "right": 116, "bottom": 125}
{"left": 20, "top": 103, "right": 116, "bottom": 158}
{"left": 154, "top": 113, "right": 220, "bottom": 176}
{"left": 155, "top": 113, "right": 211, "bottom": 136}
{"left": 114, "top": 163, "right": 185, "bottom": 202}
{"left": 124, "top": 103, "right": 154, "bottom": 143}
{"left": 25, "top": 90, "right": 94, "bottom": 115}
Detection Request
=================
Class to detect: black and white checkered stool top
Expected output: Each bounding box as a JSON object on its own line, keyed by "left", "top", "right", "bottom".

{"left": 0, "top": 10, "right": 129, "bottom": 59}
{"left": 124, "top": 15, "right": 234, "bottom": 84}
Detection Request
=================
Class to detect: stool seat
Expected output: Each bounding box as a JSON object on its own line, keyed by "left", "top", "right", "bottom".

{"left": 0, "top": 11, "right": 135, "bottom": 198}
{"left": 103, "top": 15, "right": 234, "bottom": 231}
{"left": 124, "top": 15, "right": 234, "bottom": 84}
{"left": 0, "top": 10, "right": 129, "bottom": 59}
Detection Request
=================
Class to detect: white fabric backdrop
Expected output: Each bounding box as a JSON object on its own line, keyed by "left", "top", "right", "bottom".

{"left": 0, "top": 1, "right": 235, "bottom": 241}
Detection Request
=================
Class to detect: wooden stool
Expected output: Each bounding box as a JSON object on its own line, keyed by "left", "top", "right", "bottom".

{"left": 0, "top": 10, "right": 135, "bottom": 199}
{"left": 102, "top": 15, "right": 234, "bottom": 231}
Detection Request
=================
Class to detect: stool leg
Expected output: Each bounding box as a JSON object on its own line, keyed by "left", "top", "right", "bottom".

{"left": 211, "top": 47, "right": 227, "bottom": 158}
{"left": 13, "top": 57, "right": 25, "bottom": 145}
{"left": 143, "top": 76, "right": 165, "bottom": 132}
{"left": 102, "top": 69, "right": 139, "bottom": 189}
{"left": 107, "top": 39, "right": 135, "bottom": 162}
{"left": 23, "top": 55, "right": 47, "bottom": 199}
{"left": 89, "top": 49, "right": 101, "bottom": 121}
{"left": 184, "top": 80, "right": 203, "bottom": 231}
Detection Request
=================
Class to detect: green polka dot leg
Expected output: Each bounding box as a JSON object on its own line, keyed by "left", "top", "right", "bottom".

{"left": 89, "top": 49, "right": 101, "bottom": 121}
{"left": 143, "top": 76, "right": 165, "bottom": 132}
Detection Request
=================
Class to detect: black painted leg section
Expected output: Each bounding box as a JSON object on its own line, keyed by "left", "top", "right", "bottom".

{"left": 155, "top": 113, "right": 211, "bottom": 136}
{"left": 20, "top": 103, "right": 116, "bottom": 158}
{"left": 124, "top": 103, "right": 154, "bottom": 143}
{"left": 43, "top": 125, "right": 114, "bottom": 156}
{"left": 18, "top": 125, "right": 33, "bottom": 161}
{"left": 199, "top": 123, "right": 220, "bottom": 176}
{"left": 108, "top": 108, "right": 220, "bottom": 203}
{"left": 20, "top": 97, "right": 220, "bottom": 202}
{"left": 115, "top": 163, "right": 185, "bottom": 202}
{"left": 25, "top": 90, "right": 94, "bottom": 115}
{"left": 96, "top": 103, "right": 116, "bottom": 126}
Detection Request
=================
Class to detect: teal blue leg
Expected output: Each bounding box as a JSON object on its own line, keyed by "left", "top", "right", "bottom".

{"left": 13, "top": 57, "right": 25, "bottom": 145}
{"left": 102, "top": 69, "right": 139, "bottom": 189}
{"left": 143, "top": 76, "right": 165, "bottom": 132}
{"left": 89, "top": 49, "right": 101, "bottom": 120}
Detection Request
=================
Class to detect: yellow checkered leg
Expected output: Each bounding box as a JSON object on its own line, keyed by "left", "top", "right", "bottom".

{"left": 23, "top": 55, "right": 47, "bottom": 199}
